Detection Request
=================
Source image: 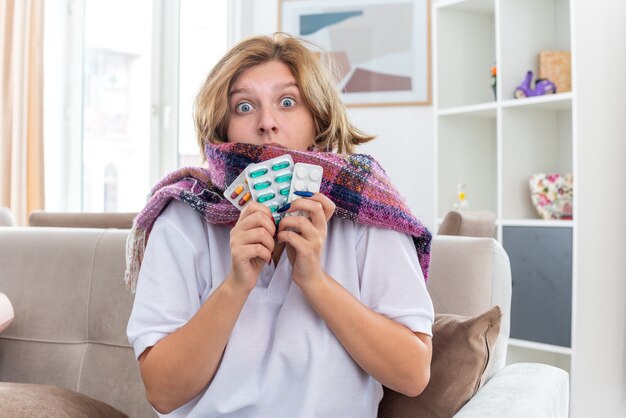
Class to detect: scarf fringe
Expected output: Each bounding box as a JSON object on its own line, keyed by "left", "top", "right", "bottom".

{"left": 125, "top": 223, "right": 146, "bottom": 293}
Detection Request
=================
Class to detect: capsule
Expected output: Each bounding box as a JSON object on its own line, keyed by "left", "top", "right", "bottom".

{"left": 238, "top": 192, "right": 251, "bottom": 206}
{"left": 275, "top": 173, "right": 292, "bottom": 183}
{"left": 230, "top": 185, "right": 244, "bottom": 199}
{"left": 257, "top": 192, "right": 276, "bottom": 203}
{"left": 253, "top": 180, "right": 272, "bottom": 190}
{"left": 279, "top": 187, "right": 290, "bottom": 196}
{"left": 249, "top": 168, "right": 268, "bottom": 178}
{"left": 272, "top": 160, "right": 291, "bottom": 171}
{"left": 268, "top": 204, "right": 279, "bottom": 213}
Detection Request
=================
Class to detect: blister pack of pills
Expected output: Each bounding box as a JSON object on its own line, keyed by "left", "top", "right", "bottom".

{"left": 223, "top": 155, "right": 324, "bottom": 224}
{"left": 244, "top": 155, "right": 295, "bottom": 214}
{"left": 286, "top": 162, "right": 324, "bottom": 218}
{"left": 223, "top": 170, "right": 252, "bottom": 210}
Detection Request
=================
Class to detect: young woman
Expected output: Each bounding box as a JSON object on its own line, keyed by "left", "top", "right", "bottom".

{"left": 126, "top": 33, "right": 433, "bottom": 418}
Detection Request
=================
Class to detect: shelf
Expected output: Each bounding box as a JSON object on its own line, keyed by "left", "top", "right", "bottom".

{"left": 435, "top": 0, "right": 494, "bottom": 14}
{"left": 437, "top": 115, "right": 497, "bottom": 219}
{"left": 435, "top": 0, "right": 495, "bottom": 109}
{"left": 501, "top": 93, "right": 572, "bottom": 111}
{"left": 499, "top": 0, "right": 571, "bottom": 99}
{"left": 500, "top": 105, "right": 572, "bottom": 219}
{"left": 499, "top": 219, "right": 574, "bottom": 228}
{"left": 437, "top": 94, "right": 572, "bottom": 116}
{"left": 434, "top": 0, "right": 575, "bottom": 376}
{"left": 509, "top": 338, "right": 572, "bottom": 355}
{"left": 436, "top": 219, "right": 573, "bottom": 230}
{"left": 437, "top": 102, "right": 497, "bottom": 117}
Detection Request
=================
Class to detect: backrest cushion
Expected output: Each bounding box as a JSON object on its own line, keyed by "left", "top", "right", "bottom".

{"left": 28, "top": 212, "right": 136, "bottom": 229}
{"left": 0, "top": 228, "right": 155, "bottom": 418}
{"left": 437, "top": 211, "right": 496, "bottom": 238}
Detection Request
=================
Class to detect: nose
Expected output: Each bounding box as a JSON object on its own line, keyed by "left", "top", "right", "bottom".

{"left": 257, "top": 107, "right": 279, "bottom": 136}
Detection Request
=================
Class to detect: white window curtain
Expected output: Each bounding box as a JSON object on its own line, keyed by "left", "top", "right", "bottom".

{"left": 0, "top": 0, "right": 44, "bottom": 225}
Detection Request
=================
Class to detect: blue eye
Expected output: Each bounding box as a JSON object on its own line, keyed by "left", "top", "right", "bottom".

{"left": 281, "top": 97, "right": 295, "bottom": 108}
{"left": 236, "top": 102, "right": 253, "bottom": 113}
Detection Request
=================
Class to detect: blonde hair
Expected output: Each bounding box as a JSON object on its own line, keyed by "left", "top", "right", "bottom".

{"left": 194, "top": 32, "right": 374, "bottom": 158}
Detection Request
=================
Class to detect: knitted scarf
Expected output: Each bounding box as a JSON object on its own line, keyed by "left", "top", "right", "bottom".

{"left": 125, "top": 142, "right": 432, "bottom": 292}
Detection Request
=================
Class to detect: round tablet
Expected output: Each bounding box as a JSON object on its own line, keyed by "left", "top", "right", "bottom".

{"left": 295, "top": 180, "right": 306, "bottom": 190}
{"left": 296, "top": 167, "right": 308, "bottom": 179}
{"left": 309, "top": 169, "right": 322, "bottom": 181}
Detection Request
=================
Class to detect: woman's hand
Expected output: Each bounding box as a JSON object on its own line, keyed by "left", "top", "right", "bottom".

{"left": 276, "top": 193, "right": 335, "bottom": 288}
{"left": 227, "top": 202, "right": 276, "bottom": 294}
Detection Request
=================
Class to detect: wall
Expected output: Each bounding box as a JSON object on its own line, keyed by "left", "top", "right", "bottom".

{"left": 232, "top": 0, "right": 436, "bottom": 229}
{"left": 571, "top": 0, "right": 626, "bottom": 416}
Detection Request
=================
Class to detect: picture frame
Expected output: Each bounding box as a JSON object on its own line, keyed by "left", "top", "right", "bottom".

{"left": 278, "top": 0, "right": 431, "bottom": 107}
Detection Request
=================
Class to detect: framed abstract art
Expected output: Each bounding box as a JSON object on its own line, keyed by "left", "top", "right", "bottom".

{"left": 279, "top": 0, "right": 431, "bottom": 107}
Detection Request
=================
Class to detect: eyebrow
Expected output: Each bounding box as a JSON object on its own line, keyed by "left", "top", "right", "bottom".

{"left": 229, "top": 82, "right": 299, "bottom": 97}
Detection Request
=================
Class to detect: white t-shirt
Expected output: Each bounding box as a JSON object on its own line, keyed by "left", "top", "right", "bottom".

{"left": 127, "top": 201, "right": 433, "bottom": 418}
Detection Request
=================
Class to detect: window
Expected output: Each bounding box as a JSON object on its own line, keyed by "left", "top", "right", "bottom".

{"left": 178, "top": 0, "right": 228, "bottom": 166}
{"left": 103, "top": 163, "right": 119, "bottom": 212}
{"left": 82, "top": 0, "right": 152, "bottom": 212}
{"left": 43, "top": 0, "right": 229, "bottom": 212}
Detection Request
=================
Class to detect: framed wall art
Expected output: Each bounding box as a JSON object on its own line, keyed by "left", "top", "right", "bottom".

{"left": 278, "top": 0, "right": 431, "bottom": 107}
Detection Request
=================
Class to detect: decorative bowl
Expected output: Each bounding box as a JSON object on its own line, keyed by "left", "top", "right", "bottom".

{"left": 529, "top": 173, "right": 573, "bottom": 220}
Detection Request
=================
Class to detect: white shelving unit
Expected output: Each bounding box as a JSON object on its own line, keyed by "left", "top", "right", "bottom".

{"left": 433, "top": 0, "right": 574, "bottom": 374}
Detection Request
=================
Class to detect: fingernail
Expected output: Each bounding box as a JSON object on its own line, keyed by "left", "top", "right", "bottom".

{"left": 294, "top": 191, "right": 314, "bottom": 197}
{"left": 277, "top": 202, "right": 291, "bottom": 213}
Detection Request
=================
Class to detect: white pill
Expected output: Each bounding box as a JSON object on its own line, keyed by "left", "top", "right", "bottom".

{"left": 309, "top": 169, "right": 322, "bottom": 181}
{"left": 296, "top": 167, "right": 308, "bottom": 179}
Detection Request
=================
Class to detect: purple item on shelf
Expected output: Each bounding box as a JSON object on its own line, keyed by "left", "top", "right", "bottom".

{"left": 514, "top": 70, "right": 557, "bottom": 98}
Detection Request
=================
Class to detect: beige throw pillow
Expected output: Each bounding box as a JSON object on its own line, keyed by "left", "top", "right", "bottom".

{"left": 378, "top": 305, "right": 502, "bottom": 418}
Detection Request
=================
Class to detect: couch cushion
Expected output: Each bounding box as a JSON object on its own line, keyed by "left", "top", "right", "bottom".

{"left": 0, "top": 382, "right": 128, "bottom": 418}
{"left": 378, "top": 306, "right": 502, "bottom": 418}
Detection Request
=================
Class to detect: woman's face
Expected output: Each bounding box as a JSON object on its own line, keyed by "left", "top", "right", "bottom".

{"left": 226, "top": 60, "right": 316, "bottom": 151}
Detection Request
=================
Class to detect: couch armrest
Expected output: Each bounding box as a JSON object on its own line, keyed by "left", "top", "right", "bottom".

{"left": 454, "top": 363, "right": 569, "bottom": 418}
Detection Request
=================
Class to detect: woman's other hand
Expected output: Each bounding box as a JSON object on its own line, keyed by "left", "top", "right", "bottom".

{"left": 277, "top": 193, "right": 335, "bottom": 288}
{"left": 227, "top": 202, "right": 276, "bottom": 294}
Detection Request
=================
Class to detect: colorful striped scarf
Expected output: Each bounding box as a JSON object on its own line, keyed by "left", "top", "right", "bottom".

{"left": 125, "top": 142, "right": 432, "bottom": 292}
